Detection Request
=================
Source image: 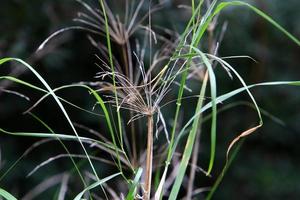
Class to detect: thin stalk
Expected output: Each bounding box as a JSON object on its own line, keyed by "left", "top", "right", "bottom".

{"left": 98, "top": 0, "right": 124, "bottom": 175}
{"left": 121, "top": 41, "right": 137, "bottom": 167}
{"left": 144, "top": 115, "right": 153, "bottom": 200}
{"left": 166, "top": 0, "right": 204, "bottom": 166}
{"left": 187, "top": 9, "right": 216, "bottom": 199}
{"left": 122, "top": 43, "right": 130, "bottom": 78}
{"left": 168, "top": 71, "right": 209, "bottom": 199}
{"left": 130, "top": 111, "right": 138, "bottom": 167}
{"left": 154, "top": 2, "right": 205, "bottom": 199}
{"left": 186, "top": 129, "right": 201, "bottom": 200}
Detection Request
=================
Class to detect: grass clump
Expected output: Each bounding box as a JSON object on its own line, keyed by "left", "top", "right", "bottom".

{"left": 0, "top": 0, "right": 299, "bottom": 199}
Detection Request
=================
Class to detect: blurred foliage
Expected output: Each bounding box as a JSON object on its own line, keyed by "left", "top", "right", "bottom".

{"left": 0, "top": 0, "right": 300, "bottom": 199}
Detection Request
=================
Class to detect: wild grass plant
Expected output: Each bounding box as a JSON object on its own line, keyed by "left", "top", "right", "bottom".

{"left": 0, "top": 0, "right": 299, "bottom": 199}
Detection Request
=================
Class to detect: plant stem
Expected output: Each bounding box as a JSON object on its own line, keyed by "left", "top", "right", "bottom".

{"left": 130, "top": 111, "right": 138, "bottom": 167}
{"left": 187, "top": 129, "right": 201, "bottom": 200}
{"left": 122, "top": 43, "right": 129, "bottom": 78}
{"left": 144, "top": 114, "right": 153, "bottom": 200}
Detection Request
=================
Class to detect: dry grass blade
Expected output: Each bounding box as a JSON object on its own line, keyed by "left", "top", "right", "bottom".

{"left": 27, "top": 154, "right": 117, "bottom": 178}
{"left": 58, "top": 173, "right": 70, "bottom": 200}
{"left": 226, "top": 125, "right": 262, "bottom": 162}
{"left": 22, "top": 173, "right": 64, "bottom": 200}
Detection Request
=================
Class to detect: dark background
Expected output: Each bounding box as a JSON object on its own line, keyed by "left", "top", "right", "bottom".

{"left": 0, "top": 0, "right": 300, "bottom": 199}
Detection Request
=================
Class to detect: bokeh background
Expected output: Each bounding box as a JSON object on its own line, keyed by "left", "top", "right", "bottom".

{"left": 0, "top": 0, "right": 300, "bottom": 199}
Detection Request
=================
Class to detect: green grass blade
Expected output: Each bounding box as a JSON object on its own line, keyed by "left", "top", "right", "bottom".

{"left": 73, "top": 172, "right": 121, "bottom": 200}
{"left": 0, "top": 128, "right": 121, "bottom": 154}
{"left": 0, "top": 71, "right": 129, "bottom": 174}
{"left": 155, "top": 1, "right": 215, "bottom": 197}
{"left": 0, "top": 58, "right": 100, "bottom": 181}
{"left": 169, "top": 51, "right": 216, "bottom": 199}
{"left": 172, "top": 80, "right": 300, "bottom": 158}
{"left": 0, "top": 75, "right": 45, "bottom": 92}
{"left": 125, "top": 167, "right": 143, "bottom": 200}
{"left": 168, "top": 76, "right": 208, "bottom": 200}
{"left": 205, "top": 139, "right": 244, "bottom": 200}
{"left": 0, "top": 128, "right": 91, "bottom": 142}
{"left": 0, "top": 188, "right": 17, "bottom": 200}
{"left": 202, "top": 101, "right": 285, "bottom": 127}
{"left": 192, "top": 49, "right": 218, "bottom": 175}
{"left": 210, "top": 1, "right": 300, "bottom": 46}
{"left": 167, "top": 0, "right": 214, "bottom": 160}
{"left": 0, "top": 76, "right": 103, "bottom": 117}
{"left": 98, "top": 0, "right": 124, "bottom": 152}
{"left": 89, "top": 88, "right": 129, "bottom": 173}
{"left": 29, "top": 113, "right": 87, "bottom": 188}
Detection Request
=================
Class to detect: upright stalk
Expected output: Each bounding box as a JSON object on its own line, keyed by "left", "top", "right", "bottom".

{"left": 186, "top": 129, "right": 201, "bottom": 199}
{"left": 121, "top": 43, "right": 129, "bottom": 78}
{"left": 130, "top": 110, "right": 138, "bottom": 167}
{"left": 187, "top": 8, "right": 215, "bottom": 198}
{"left": 121, "top": 41, "right": 137, "bottom": 167}
{"left": 144, "top": 114, "right": 153, "bottom": 200}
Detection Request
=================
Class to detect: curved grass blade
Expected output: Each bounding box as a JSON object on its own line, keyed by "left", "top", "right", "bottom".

{"left": 169, "top": 51, "right": 216, "bottom": 199}
{"left": 0, "top": 58, "right": 100, "bottom": 181}
{"left": 206, "top": 54, "right": 263, "bottom": 163}
{"left": 171, "top": 80, "right": 300, "bottom": 162}
{"left": 205, "top": 139, "right": 244, "bottom": 200}
{"left": 125, "top": 167, "right": 143, "bottom": 200}
{"left": 170, "top": 100, "right": 285, "bottom": 152}
{"left": 0, "top": 188, "right": 17, "bottom": 200}
{"left": 193, "top": 1, "right": 300, "bottom": 46}
{"left": 29, "top": 113, "right": 87, "bottom": 187}
{"left": 166, "top": 81, "right": 299, "bottom": 199}
{"left": 0, "top": 72, "right": 129, "bottom": 174}
{"left": 73, "top": 172, "right": 121, "bottom": 200}
{"left": 202, "top": 101, "right": 285, "bottom": 127}
{"left": 0, "top": 128, "right": 122, "bottom": 155}
{"left": 213, "top": 1, "right": 300, "bottom": 46}
{"left": 0, "top": 76, "right": 102, "bottom": 117}
{"left": 192, "top": 49, "right": 217, "bottom": 175}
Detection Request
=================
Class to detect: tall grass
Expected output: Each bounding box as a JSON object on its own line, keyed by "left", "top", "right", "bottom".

{"left": 0, "top": 0, "right": 299, "bottom": 199}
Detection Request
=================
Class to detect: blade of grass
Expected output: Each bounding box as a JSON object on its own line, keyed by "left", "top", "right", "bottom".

{"left": 29, "top": 113, "right": 87, "bottom": 188}
{"left": 169, "top": 50, "right": 217, "bottom": 199}
{"left": 193, "top": 1, "right": 300, "bottom": 47}
{"left": 73, "top": 172, "right": 121, "bottom": 200}
{"left": 126, "top": 167, "right": 143, "bottom": 200}
{"left": 0, "top": 58, "right": 100, "bottom": 181}
{"left": 214, "top": 1, "right": 300, "bottom": 46}
{"left": 155, "top": 1, "right": 214, "bottom": 197}
{"left": 168, "top": 72, "right": 209, "bottom": 200}
{"left": 0, "top": 188, "right": 17, "bottom": 200}
{"left": 0, "top": 127, "right": 117, "bottom": 151}
{"left": 0, "top": 76, "right": 102, "bottom": 117}
{"left": 171, "top": 80, "right": 300, "bottom": 161}
{"left": 0, "top": 72, "right": 131, "bottom": 175}
{"left": 205, "top": 139, "right": 244, "bottom": 200}
{"left": 98, "top": 0, "right": 124, "bottom": 156}
{"left": 192, "top": 49, "right": 218, "bottom": 175}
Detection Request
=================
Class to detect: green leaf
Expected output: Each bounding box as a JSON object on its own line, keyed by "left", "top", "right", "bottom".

{"left": 0, "top": 73, "right": 128, "bottom": 174}
{"left": 212, "top": 1, "right": 300, "bottom": 46}
{"left": 126, "top": 168, "right": 143, "bottom": 200}
{"left": 0, "top": 58, "right": 100, "bottom": 180}
{"left": 73, "top": 172, "right": 121, "bottom": 200}
{"left": 0, "top": 188, "right": 17, "bottom": 200}
{"left": 205, "top": 140, "right": 244, "bottom": 200}
{"left": 169, "top": 50, "right": 216, "bottom": 199}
